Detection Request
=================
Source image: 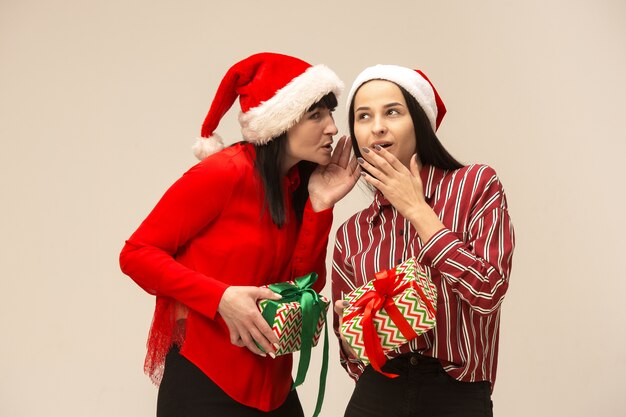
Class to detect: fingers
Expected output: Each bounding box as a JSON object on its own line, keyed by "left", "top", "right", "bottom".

{"left": 334, "top": 299, "right": 349, "bottom": 316}
{"left": 334, "top": 300, "right": 359, "bottom": 358}
{"left": 247, "top": 324, "right": 275, "bottom": 357}
{"left": 249, "top": 289, "right": 280, "bottom": 353}
{"left": 341, "top": 338, "right": 359, "bottom": 359}
{"left": 337, "top": 136, "right": 352, "bottom": 168}
{"left": 225, "top": 322, "right": 244, "bottom": 346}
{"left": 227, "top": 312, "right": 266, "bottom": 354}
{"left": 372, "top": 144, "right": 408, "bottom": 172}
{"left": 410, "top": 153, "right": 420, "bottom": 177}
{"left": 360, "top": 145, "right": 408, "bottom": 176}
{"left": 258, "top": 287, "right": 282, "bottom": 301}
{"left": 231, "top": 310, "right": 278, "bottom": 357}
{"left": 329, "top": 135, "right": 347, "bottom": 165}
{"left": 360, "top": 170, "right": 384, "bottom": 190}
{"left": 357, "top": 152, "right": 386, "bottom": 181}
{"left": 253, "top": 312, "right": 280, "bottom": 346}
{"left": 236, "top": 326, "right": 267, "bottom": 356}
{"left": 350, "top": 156, "right": 362, "bottom": 181}
{"left": 219, "top": 286, "right": 280, "bottom": 357}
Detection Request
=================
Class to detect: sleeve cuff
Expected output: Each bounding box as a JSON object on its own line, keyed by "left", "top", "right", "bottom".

{"left": 298, "top": 199, "right": 334, "bottom": 244}
{"left": 205, "top": 280, "right": 230, "bottom": 319}
{"left": 417, "top": 228, "right": 462, "bottom": 269}
{"left": 417, "top": 228, "right": 480, "bottom": 283}
{"left": 160, "top": 274, "right": 230, "bottom": 320}
{"left": 291, "top": 199, "right": 334, "bottom": 270}
{"left": 304, "top": 197, "right": 334, "bottom": 218}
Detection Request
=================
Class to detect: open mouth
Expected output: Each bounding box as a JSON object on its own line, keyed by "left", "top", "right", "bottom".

{"left": 372, "top": 142, "right": 393, "bottom": 149}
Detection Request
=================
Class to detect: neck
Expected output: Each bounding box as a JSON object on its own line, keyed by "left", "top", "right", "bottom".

{"left": 281, "top": 157, "right": 299, "bottom": 177}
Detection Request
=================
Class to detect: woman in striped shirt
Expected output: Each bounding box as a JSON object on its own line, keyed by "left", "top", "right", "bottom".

{"left": 332, "top": 65, "right": 515, "bottom": 417}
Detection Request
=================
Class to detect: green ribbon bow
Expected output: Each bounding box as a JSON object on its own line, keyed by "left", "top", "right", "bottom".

{"left": 260, "top": 273, "right": 329, "bottom": 417}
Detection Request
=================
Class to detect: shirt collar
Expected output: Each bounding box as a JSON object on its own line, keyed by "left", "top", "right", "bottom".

{"left": 365, "top": 164, "right": 446, "bottom": 222}
{"left": 243, "top": 142, "right": 301, "bottom": 192}
{"left": 285, "top": 165, "right": 301, "bottom": 192}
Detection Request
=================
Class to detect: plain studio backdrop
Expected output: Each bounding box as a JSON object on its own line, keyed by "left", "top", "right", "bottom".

{"left": 1, "top": 0, "right": 625, "bottom": 416}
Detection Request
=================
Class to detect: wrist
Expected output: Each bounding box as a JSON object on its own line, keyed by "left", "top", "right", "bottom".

{"left": 309, "top": 195, "right": 334, "bottom": 212}
{"left": 404, "top": 200, "right": 431, "bottom": 224}
{"left": 406, "top": 202, "right": 445, "bottom": 243}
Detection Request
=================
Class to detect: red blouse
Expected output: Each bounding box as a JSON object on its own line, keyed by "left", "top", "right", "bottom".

{"left": 119, "top": 142, "right": 333, "bottom": 411}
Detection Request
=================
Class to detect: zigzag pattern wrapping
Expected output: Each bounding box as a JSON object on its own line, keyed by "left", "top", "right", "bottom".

{"left": 258, "top": 294, "right": 329, "bottom": 356}
{"left": 340, "top": 258, "right": 437, "bottom": 364}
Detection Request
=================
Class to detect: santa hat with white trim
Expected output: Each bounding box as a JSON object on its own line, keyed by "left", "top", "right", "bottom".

{"left": 346, "top": 64, "right": 446, "bottom": 131}
{"left": 193, "top": 52, "right": 344, "bottom": 160}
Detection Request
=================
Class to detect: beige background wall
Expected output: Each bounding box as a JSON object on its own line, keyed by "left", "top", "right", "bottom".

{"left": 1, "top": 0, "right": 625, "bottom": 416}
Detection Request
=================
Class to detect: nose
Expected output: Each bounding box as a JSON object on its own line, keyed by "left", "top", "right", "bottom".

{"left": 372, "top": 116, "right": 387, "bottom": 136}
{"left": 325, "top": 116, "right": 338, "bottom": 136}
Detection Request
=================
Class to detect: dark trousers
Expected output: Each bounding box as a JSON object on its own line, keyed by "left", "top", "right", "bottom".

{"left": 157, "top": 346, "right": 304, "bottom": 417}
{"left": 345, "top": 353, "right": 493, "bottom": 417}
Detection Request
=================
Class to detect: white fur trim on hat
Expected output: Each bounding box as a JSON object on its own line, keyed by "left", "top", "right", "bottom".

{"left": 239, "top": 65, "right": 344, "bottom": 144}
{"left": 346, "top": 65, "right": 438, "bottom": 131}
{"left": 192, "top": 133, "right": 225, "bottom": 160}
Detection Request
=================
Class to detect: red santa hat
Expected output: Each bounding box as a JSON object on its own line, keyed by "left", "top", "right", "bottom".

{"left": 193, "top": 52, "right": 344, "bottom": 160}
{"left": 346, "top": 65, "right": 446, "bottom": 131}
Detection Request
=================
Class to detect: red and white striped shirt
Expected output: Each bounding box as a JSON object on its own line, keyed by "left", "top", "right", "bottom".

{"left": 332, "top": 163, "right": 515, "bottom": 389}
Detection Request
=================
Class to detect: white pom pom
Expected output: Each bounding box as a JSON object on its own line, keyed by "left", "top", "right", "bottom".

{"left": 192, "top": 133, "right": 225, "bottom": 160}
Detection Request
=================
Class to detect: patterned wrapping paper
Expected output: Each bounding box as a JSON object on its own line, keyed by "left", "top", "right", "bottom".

{"left": 257, "top": 273, "right": 331, "bottom": 417}
{"left": 341, "top": 257, "right": 437, "bottom": 368}
{"left": 258, "top": 294, "right": 329, "bottom": 356}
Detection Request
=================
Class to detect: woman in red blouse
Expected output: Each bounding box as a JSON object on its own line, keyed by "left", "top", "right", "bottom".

{"left": 332, "top": 65, "right": 515, "bottom": 417}
{"left": 119, "top": 53, "right": 359, "bottom": 417}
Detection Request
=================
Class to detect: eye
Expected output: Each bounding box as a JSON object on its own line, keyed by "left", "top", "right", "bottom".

{"left": 309, "top": 111, "right": 321, "bottom": 120}
{"left": 387, "top": 108, "right": 400, "bottom": 116}
{"left": 356, "top": 113, "right": 370, "bottom": 120}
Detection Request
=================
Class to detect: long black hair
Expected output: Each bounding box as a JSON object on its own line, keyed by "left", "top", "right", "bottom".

{"left": 254, "top": 92, "right": 338, "bottom": 228}
{"left": 348, "top": 82, "right": 463, "bottom": 170}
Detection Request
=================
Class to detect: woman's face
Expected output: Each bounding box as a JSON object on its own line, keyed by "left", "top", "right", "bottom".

{"left": 284, "top": 106, "right": 338, "bottom": 169}
{"left": 353, "top": 80, "right": 416, "bottom": 167}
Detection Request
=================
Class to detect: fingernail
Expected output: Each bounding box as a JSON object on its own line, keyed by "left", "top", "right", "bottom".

{"left": 260, "top": 353, "right": 267, "bottom": 357}
{"left": 342, "top": 301, "right": 350, "bottom": 307}
{"left": 361, "top": 147, "right": 370, "bottom": 153}
{"left": 357, "top": 157, "right": 365, "bottom": 164}
{"left": 275, "top": 294, "right": 282, "bottom": 299}
{"left": 360, "top": 172, "right": 367, "bottom": 177}
{"left": 269, "top": 352, "right": 276, "bottom": 359}
{"left": 273, "top": 342, "right": 280, "bottom": 349}
{"left": 374, "top": 145, "right": 382, "bottom": 151}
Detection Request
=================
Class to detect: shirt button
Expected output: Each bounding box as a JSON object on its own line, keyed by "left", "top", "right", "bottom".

{"left": 410, "top": 356, "right": 419, "bottom": 366}
{"left": 397, "top": 259, "right": 403, "bottom": 264}
{"left": 399, "top": 229, "right": 404, "bottom": 236}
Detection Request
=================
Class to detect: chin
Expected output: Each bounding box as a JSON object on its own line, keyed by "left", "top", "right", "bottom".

{"left": 302, "top": 153, "right": 330, "bottom": 166}
{"left": 318, "top": 154, "right": 332, "bottom": 165}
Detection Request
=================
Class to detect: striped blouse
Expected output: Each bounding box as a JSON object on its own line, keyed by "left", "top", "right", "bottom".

{"left": 331, "top": 163, "right": 515, "bottom": 389}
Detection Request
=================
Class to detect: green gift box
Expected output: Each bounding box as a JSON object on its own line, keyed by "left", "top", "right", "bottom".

{"left": 257, "top": 273, "right": 329, "bottom": 417}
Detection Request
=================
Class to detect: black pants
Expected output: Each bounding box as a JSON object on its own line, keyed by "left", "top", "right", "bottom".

{"left": 345, "top": 353, "right": 493, "bottom": 417}
{"left": 157, "top": 346, "right": 304, "bottom": 417}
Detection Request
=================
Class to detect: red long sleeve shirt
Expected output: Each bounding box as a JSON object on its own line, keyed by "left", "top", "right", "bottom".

{"left": 119, "top": 143, "right": 333, "bottom": 411}
{"left": 332, "top": 164, "right": 515, "bottom": 390}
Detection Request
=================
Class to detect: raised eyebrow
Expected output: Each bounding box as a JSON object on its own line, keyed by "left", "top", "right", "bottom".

{"left": 355, "top": 102, "right": 404, "bottom": 112}
{"left": 383, "top": 102, "right": 405, "bottom": 108}
{"left": 307, "top": 106, "right": 334, "bottom": 114}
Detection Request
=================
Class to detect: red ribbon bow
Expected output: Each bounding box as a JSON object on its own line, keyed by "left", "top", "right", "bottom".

{"left": 344, "top": 268, "right": 436, "bottom": 377}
